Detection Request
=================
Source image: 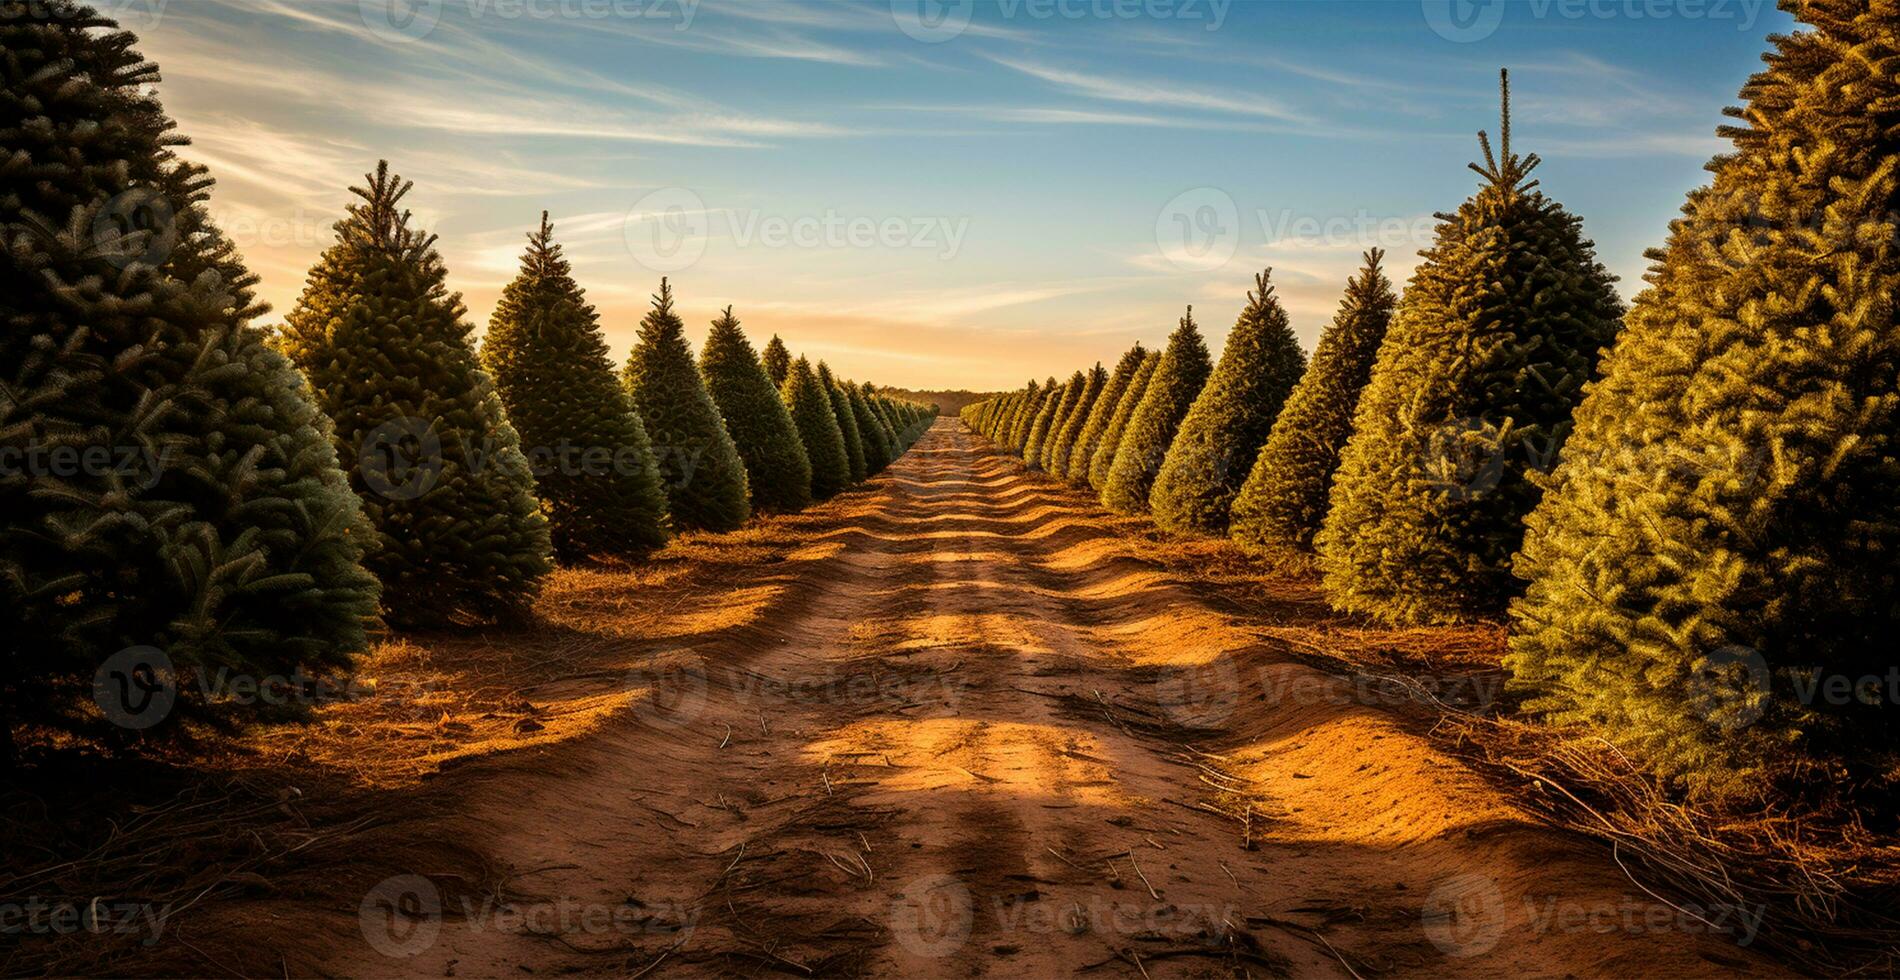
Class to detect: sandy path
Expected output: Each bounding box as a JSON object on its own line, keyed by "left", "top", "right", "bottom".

{"left": 304, "top": 419, "right": 1773, "bottom": 978}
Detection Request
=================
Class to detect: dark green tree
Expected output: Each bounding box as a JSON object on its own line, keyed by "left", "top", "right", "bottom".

{"left": 818, "top": 362, "right": 866, "bottom": 484}
{"left": 762, "top": 335, "right": 792, "bottom": 388}
{"left": 0, "top": 2, "right": 378, "bottom": 743}
{"left": 623, "top": 279, "right": 751, "bottom": 532}
{"left": 846, "top": 383, "right": 895, "bottom": 475}
{"left": 1317, "top": 72, "right": 1622, "bottom": 627}
{"left": 1067, "top": 346, "right": 1145, "bottom": 485}
{"left": 1152, "top": 271, "right": 1307, "bottom": 534}
{"left": 282, "top": 162, "right": 549, "bottom": 628}
{"left": 1509, "top": 5, "right": 1900, "bottom": 794}
{"left": 481, "top": 213, "right": 669, "bottom": 562}
{"left": 1048, "top": 363, "right": 1107, "bottom": 480}
{"left": 785, "top": 357, "right": 851, "bottom": 499}
{"left": 860, "top": 381, "right": 901, "bottom": 453}
{"left": 1006, "top": 379, "right": 1048, "bottom": 454}
{"left": 1026, "top": 372, "right": 1083, "bottom": 472}
{"left": 1104, "top": 310, "right": 1213, "bottom": 514}
{"left": 700, "top": 307, "right": 811, "bottom": 513}
{"left": 1231, "top": 250, "right": 1397, "bottom": 566}
{"left": 1088, "top": 351, "right": 1162, "bottom": 491}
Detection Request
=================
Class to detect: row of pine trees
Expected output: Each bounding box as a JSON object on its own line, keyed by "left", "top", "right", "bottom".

{"left": 0, "top": 2, "right": 932, "bottom": 750}
{"left": 966, "top": 1, "right": 1899, "bottom": 801}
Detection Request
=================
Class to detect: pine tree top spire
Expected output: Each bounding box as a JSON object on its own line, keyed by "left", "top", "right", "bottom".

{"left": 344, "top": 160, "right": 433, "bottom": 254}
{"left": 653, "top": 276, "right": 675, "bottom": 315}
{"left": 522, "top": 210, "right": 568, "bottom": 277}
{"left": 1472, "top": 69, "right": 1541, "bottom": 192}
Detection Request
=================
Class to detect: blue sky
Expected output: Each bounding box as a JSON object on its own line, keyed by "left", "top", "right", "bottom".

{"left": 128, "top": 0, "right": 1792, "bottom": 389}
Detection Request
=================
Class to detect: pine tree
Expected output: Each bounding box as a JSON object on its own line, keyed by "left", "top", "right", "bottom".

{"left": 1152, "top": 271, "right": 1307, "bottom": 534}
{"left": 1068, "top": 346, "right": 1145, "bottom": 485}
{"left": 846, "top": 383, "right": 894, "bottom": 475}
{"left": 1088, "top": 351, "right": 1162, "bottom": 491}
{"left": 1104, "top": 310, "right": 1213, "bottom": 514}
{"left": 818, "top": 362, "right": 866, "bottom": 484}
{"left": 1317, "top": 72, "right": 1622, "bottom": 627}
{"left": 623, "top": 279, "right": 751, "bottom": 533}
{"left": 700, "top": 307, "right": 811, "bottom": 513}
{"left": 860, "top": 381, "right": 901, "bottom": 454}
{"left": 481, "top": 213, "right": 669, "bottom": 562}
{"left": 1509, "top": 6, "right": 1900, "bottom": 794}
{"left": 1231, "top": 250, "right": 1397, "bottom": 566}
{"left": 1026, "top": 372, "right": 1083, "bottom": 472}
{"left": 282, "top": 162, "right": 550, "bottom": 628}
{"left": 1048, "top": 363, "right": 1107, "bottom": 480}
{"left": 0, "top": 2, "right": 379, "bottom": 742}
{"left": 1006, "top": 379, "right": 1048, "bottom": 454}
{"left": 761, "top": 335, "right": 792, "bottom": 388}
{"left": 785, "top": 357, "right": 851, "bottom": 499}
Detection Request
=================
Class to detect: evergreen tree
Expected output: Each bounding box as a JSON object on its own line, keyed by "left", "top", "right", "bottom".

{"left": 1048, "top": 363, "right": 1107, "bottom": 480}
{"left": 0, "top": 2, "right": 379, "bottom": 742}
{"left": 1006, "top": 379, "right": 1048, "bottom": 454}
{"left": 1104, "top": 310, "right": 1213, "bottom": 514}
{"left": 1068, "top": 346, "right": 1145, "bottom": 485}
{"left": 818, "top": 362, "right": 866, "bottom": 484}
{"left": 282, "top": 162, "right": 549, "bottom": 628}
{"left": 1509, "top": 6, "right": 1900, "bottom": 793}
{"left": 699, "top": 307, "right": 811, "bottom": 513}
{"left": 1317, "top": 72, "right": 1622, "bottom": 626}
{"left": 1026, "top": 372, "right": 1083, "bottom": 472}
{"left": 761, "top": 335, "right": 792, "bottom": 387}
{"left": 481, "top": 213, "right": 668, "bottom": 562}
{"left": 846, "top": 383, "right": 895, "bottom": 474}
{"left": 1152, "top": 271, "right": 1307, "bottom": 534}
{"left": 1231, "top": 250, "right": 1397, "bottom": 566}
{"left": 1088, "top": 351, "right": 1162, "bottom": 491}
{"left": 624, "top": 280, "right": 750, "bottom": 532}
{"left": 860, "top": 381, "right": 901, "bottom": 452}
{"left": 785, "top": 357, "right": 851, "bottom": 499}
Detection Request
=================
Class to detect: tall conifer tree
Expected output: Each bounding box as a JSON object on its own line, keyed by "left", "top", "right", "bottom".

{"left": 1, "top": 2, "right": 379, "bottom": 740}
{"left": 623, "top": 279, "right": 751, "bottom": 533}
{"left": 482, "top": 214, "right": 669, "bottom": 561}
{"left": 1027, "top": 372, "right": 1083, "bottom": 472}
{"left": 700, "top": 307, "right": 811, "bottom": 513}
{"left": 1509, "top": 5, "right": 1900, "bottom": 792}
{"left": 1104, "top": 310, "right": 1213, "bottom": 514}
{"left": 818, "top": 362, "right": 866, "bottom": 484}
{"left": 785, "top": 357, "right": 851, "bottom": 499}
{"left": 1317, "top": 72, "right": 1622, "bottom": 626}
{"left": 282, "top": 163, "right": 550, "bottom": 628}
{"left": 1069, "top": 346, "right": 1145, "bottom": 485}
{"left": 1048, "top": 363, "right": 1107, "bottom": 480}
{"left": 1152, "top": 271, "right": 1307, "bottom": 533}
{"left": 1231, "top": 250, "right": 1397, "bottom": 565}
{"left": 1089, "top": 351, "right": 1162, "bottom": 491}
{"left": 761, "top": 335, "right": 792, "bottom": 388}
{"left": 846, "top": 384, "right": 895, "bottom": 475}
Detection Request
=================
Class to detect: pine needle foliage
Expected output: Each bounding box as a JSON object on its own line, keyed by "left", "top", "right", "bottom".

{"left": 846, "top": 383, "right": 895, "bottom": 475}
{"left": 481, "top": 213, "right": 669, "bottom": 562}
{"left": 1048, "top": 363, "right": 1107, "bottom": 480}
{"left": 282, "top": 162, "right": 550, "bottom": 628}
{"left": 818, "top": 362, "right": 866, "bottom": 484}
{"left": 1316, "top": 72, "right": 1622, "bottom": 626}
{"left": 0, "top": 2, "right": 378, "bottom": 741}
{"left": 700, "top": 307, "right": 811, "bottom": 514}
{"left": 1068, "top": 346, "right": 1146, "bottom": 485}
{"left": 762, "top": 335, "right": 792, "bottom": 388}
{"left": 1088, "top": 351, "right": 1162, "bottom": 491}
{"left": 1151, "top": 270, "right": 1307, "bottom": 534}
{"left": 623, "top": 279, "right": 751, "bottom": 533}
{"left": 1026, "top": 372, "right": 1084, "bottom": 472}
{"left": 1508, "top": 5, "right": 1900, "bottom": 795}
{"left": 784, "top": 357, "right": 851, "bottom": 500}
{"left": 1231, "top": 249, "right": 1397, "bottom": 565}
{"left": 1103, "top": 309, "right": 1213, "bottom": 514}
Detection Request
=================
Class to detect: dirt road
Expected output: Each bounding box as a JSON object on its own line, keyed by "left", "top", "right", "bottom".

{"left": 246, "top": 419, "right": 1771, "bottom": 977}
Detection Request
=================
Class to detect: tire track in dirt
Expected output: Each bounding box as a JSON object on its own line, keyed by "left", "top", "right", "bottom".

{"left": 285, "top": 420, "right": 1777, "bottom": 978}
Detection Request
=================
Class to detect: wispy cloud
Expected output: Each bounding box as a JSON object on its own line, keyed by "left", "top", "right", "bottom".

{"left": 985, "top": 55, "right": 1308, "bottom": 123}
